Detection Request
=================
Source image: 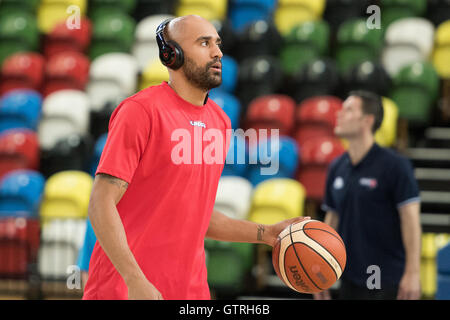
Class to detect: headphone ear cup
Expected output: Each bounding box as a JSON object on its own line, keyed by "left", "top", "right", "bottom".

{"left": 167, "top": 40, "right": 184, "bottom": 70}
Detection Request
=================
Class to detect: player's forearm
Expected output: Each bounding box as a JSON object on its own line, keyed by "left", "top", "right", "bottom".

{"left": 88, "top": 196, "right": 146, "bottom": 284}
{"left": 205, "top": 210, "right": 273, "bottom": 246}
{"left": 399, "top": 202, "right": 422, "bottom": 274}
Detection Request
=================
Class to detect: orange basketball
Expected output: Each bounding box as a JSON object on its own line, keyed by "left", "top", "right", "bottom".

{"left": 272, "top": 219, "right": 346, "bottom": 294}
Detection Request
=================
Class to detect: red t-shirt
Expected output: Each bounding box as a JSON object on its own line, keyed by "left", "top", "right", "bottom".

{"left": 82, "top": 82, "right": 231, "bottom": 300}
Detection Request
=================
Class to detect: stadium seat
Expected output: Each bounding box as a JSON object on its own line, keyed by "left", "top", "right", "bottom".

{"left": 132, "top": 14, "right": 174, "bottom": 72}
{"left": 249, "top": 178, "right": 305, "bottom": 225}
{"left": 375, "top": 97, "right": 399, "bottom": 147}
{"left": 40, "top": 133, "right": 93, "bottom": 178}
{"left": 89, "top": 133, "right": 107, "bottom": 176}
{"left": 335, "top": 18, "right": 384, "bottom": 74}
{"left": 176, "top": 0, "right": 227, "bottom": 21}
{"left": 43, "top": 17, "right": 92, "bottom": 58}
{"left": 38, "top": 90, "right": 90, "bottom": 151}
{"left": 0, "top": 0, "right": 40, "bottom": 13}
{"left": 38, "top": 218, "right": 87, "bottom": 280}
{"left": 0, "top": 52, "right": 45, "bottom": 95}
{"left": 297, "top": 136, "right": 346, "bottom": 200}
{"left": 87, "top": 53, "right": 138, "bottom": 112}
{"left": 37, "top": 0, "right": 88, "bottom": 34}
{"left": 229, "top": 0, "right": 277, "bottom": 32}
{"left": 209, "top": 89, "right": 241, "bottom": 130}
{"left": 274, "top": 0, "right": 326, "bottom": 35}
{"left": 132, "top": 0, "right": 178, "bottom": 22}
{"left": 39, "top": 170, "right": 93, "bottom": 221}
{"left": 380, "top": 0, "right": 427, "bottom": 28}
{"left": 279, "top": 20, "right": 330, "bottom": 76}
{"left": 295, "top": 96, "right": 343, "bottom": 147}
{"left": 0, "top": 130, "right": 40, "bottom": 179}
{"left": 427, "top": 0, "right": 450, "bottom": 26}
{"left": 382, "top": 18, "right": 435, "bottom": 77}
{"left": 43, "top": 51, "right": 90, "bottom": 97}
{"left": 245, "top": 94, "right": 296, "bottom": 136}
{"left": 341, "top": 61, "right": 391, "bottom": 97}
{"left": 236, "top": 55, "right": 283, "bottom": 109}
{"left": 0, "top": 217, "right": 40, "bottom": 277}
{"left": 390, "top": 61, "right": 440, "bottom": 125}
{"left": 0, "top": 89, "right": 42, "bottom": 133}
{"left": 89, "top": 0, "right": 137, "bottom": 17}
{"left": 323, "top": 0, "right": 372, "bottom": 30}
{"left": 247, "top": 136, "right": 299, "bottom": 186}
{"left": 89, "top": 10, "right": 136, "bottom": 60}
{"left": 289, "top": 58, "right": 339, "bottom": 103}
{"left": 221, "top": 133, "right": 248, "bottom": 177}
{"left": 432, "top": 20, "right": 450, "bottom": 79}
{"left": 140, "top": 59, "right": 169, "bottom": 90}
{"left": 234, "top": 20, "right": 282, "bottom": 62}
{"left": 0, "top": 170, "right": 45, "bottom": 218}
{"left": 0, "top": 10, "right": 39, "bottom": 65}
{"left": 216, "top": 55, "right": 238, "bottom": 93}
{"left": 205, "top": 238, "right": 254, "bottom": 295}
{"left": 214, "top": 176, "right": 253, "bottom": 220}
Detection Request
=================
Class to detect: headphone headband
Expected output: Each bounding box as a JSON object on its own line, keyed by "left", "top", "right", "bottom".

{"left": 156, "top": 18, "right": 184, "bottom": 70}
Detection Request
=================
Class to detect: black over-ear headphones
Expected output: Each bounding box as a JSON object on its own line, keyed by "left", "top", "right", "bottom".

{"left": 156, "top": 18, "right": 184, "bottom": 70}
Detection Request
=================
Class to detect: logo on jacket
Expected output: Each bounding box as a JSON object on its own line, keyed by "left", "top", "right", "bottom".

{"left": 359, "top": 177, "right": 378, "bottom": 189}
{"left": 333, "top": 177, "right": 344, "bottom": 190}
{"left": 190, "top": 120, "right": 206, "bottom": 128}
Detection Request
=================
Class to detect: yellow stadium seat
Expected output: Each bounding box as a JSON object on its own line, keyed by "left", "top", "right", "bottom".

{"left": 422, "top": 233, "right": 437, "bottom": 259}
{"left": 140, "top": 58, "right": 169, "bottom": 90}
{"left": 40, "top": 170, "right": 93, "bottom": 221}
{"left": 249, "top": 178, "right": 306, "bottom": 225}
{"left": 375, "top": 97, "right": 399, "bottom": 147}
{"left": 176, "top": 0, "right": 227, "bottom": 21}
{"left": 274, "top": 0, "right": 326, "bottom": 35}
{"left": 433, "top": 20, "right": 450, "bottom": 78}
{"left": 37, "top": 0, "right": 87, "bottom": 34}
{"left": 421, "top": 258, "right": 437, "bottom": 297}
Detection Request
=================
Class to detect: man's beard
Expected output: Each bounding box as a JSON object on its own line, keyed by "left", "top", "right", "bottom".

{"left": 182, "top": 56, "right": 222, "bottom": 91}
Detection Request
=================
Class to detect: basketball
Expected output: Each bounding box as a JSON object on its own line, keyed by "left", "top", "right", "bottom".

{"left": 272, "top": 219, "right": 347, "bottom": 294}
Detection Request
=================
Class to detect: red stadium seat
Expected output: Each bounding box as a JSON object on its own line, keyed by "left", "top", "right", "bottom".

{"left": 43, "top": 51, "right": 90, "bottom": 97}
{"left": 44, "top": 18, "right": 92, "bottom": 58}
{"left": 297, "top": 136, "right": 346, "bottom": 200}
{"left": 0, "top": 130, "right": 39, "bottom": 179}
{"left": 0, "top": 52, "right": 45, "bottom": 95}
{"left": 0, "top": 217, "right": 40, "bottom": 277}
{"left": 295, "top": 96, "right": 343, "bottom": 147}
{"left": 245, "top": 94, "right": 296, "bottom": 136}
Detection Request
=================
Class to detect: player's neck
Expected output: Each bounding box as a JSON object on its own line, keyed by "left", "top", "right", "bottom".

{"left": 347, "top": 133, "right": 375, "bottom": 166}
{"left": 167, "top": 77, "right": 208, "bottom": 106}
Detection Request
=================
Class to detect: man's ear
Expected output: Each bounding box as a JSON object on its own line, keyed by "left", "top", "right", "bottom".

{"left": 365, "top": 114, "right": 376, "bottom": 132}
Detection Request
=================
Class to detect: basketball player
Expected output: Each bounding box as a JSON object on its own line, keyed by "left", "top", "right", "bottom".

{"left": 314, "top": 91, "right": 422, "bottom": 300}
{"left": 82, "top": 15, "right": 309, "bottom": 300}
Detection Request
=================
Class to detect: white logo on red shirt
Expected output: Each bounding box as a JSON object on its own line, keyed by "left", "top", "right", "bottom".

{"left": 190, "top": 120, "right": 206, "bottom": 128}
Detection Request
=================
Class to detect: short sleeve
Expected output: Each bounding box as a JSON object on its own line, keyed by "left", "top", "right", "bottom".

{"left": 321, "top": 161, "right": 338, "bottom": 213}
{"left": 390, "top": 157, "right": 421, "bottom": 209}
{"left": 95, "top": 99, "right": 151, "bottom": 184}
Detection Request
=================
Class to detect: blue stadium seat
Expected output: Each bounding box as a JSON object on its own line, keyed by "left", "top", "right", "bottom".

{"left": 229, "top": 0, "right": 278, "bottom": 32}
{"left": 247, "top": 135, "right": 299, "bottom": 186}
{"left": 0, "top": 169, "right": 45, "bottom": 218}
{"left": 437, "top": 243, "right": 450, "bottom": 300}
{"left": 221, "top": 133, "right": 248, "bottom": 177}
{"left": 89, "top": 133, "right": 108, "bottom": 176}
{"left": 217, "top": 55, "right": 238, "bottom": 93}
{"left": 209, "top": 89, "right": 241, "bottom": 130}
{"left": 0, "top": 89, "right": 42, "bottom": 133}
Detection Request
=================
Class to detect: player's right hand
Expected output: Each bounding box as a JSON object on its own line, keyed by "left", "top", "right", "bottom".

{"left": 127, "top": 276, "right": 163, "bottom": 300}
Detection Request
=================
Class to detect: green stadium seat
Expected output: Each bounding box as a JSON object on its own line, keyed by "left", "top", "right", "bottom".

{"left": 390, "top": 61, "right": 440, "bottom": 125}
{"left": 279, "top": 20, "right": 330, "bottom": 76}
{"left": 380, "top": 0, "right": 427, "bottom": 28}
{"left": 0, "top": 0, "right": 40, "bottom": 13}
{"left": 89, "top": 11, "right": 136, "bottom": 60}
{"left": 89, "top": 0, "right": 137, "bottom": 18}
{"left": 0, "top": 10, "right": 39, "bottom": 65}
{"left": 335, "top": 18, "right": 384, "bottom": 75}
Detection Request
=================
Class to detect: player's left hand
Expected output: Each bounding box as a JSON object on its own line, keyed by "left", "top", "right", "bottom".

{"left": 265, "top": 216, "right": 311, "bottom": 247}
{"left": 397, "top": 271, "right": 421, "bottom": 300}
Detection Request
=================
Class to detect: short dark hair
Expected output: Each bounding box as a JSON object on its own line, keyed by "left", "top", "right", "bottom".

{"left": 348, "top": 90, "right": 384, "bottom": 133}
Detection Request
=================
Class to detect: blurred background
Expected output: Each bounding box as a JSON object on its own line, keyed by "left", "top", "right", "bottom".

{"left": 0, "top": 0, "right": 450, "bottom": 300}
